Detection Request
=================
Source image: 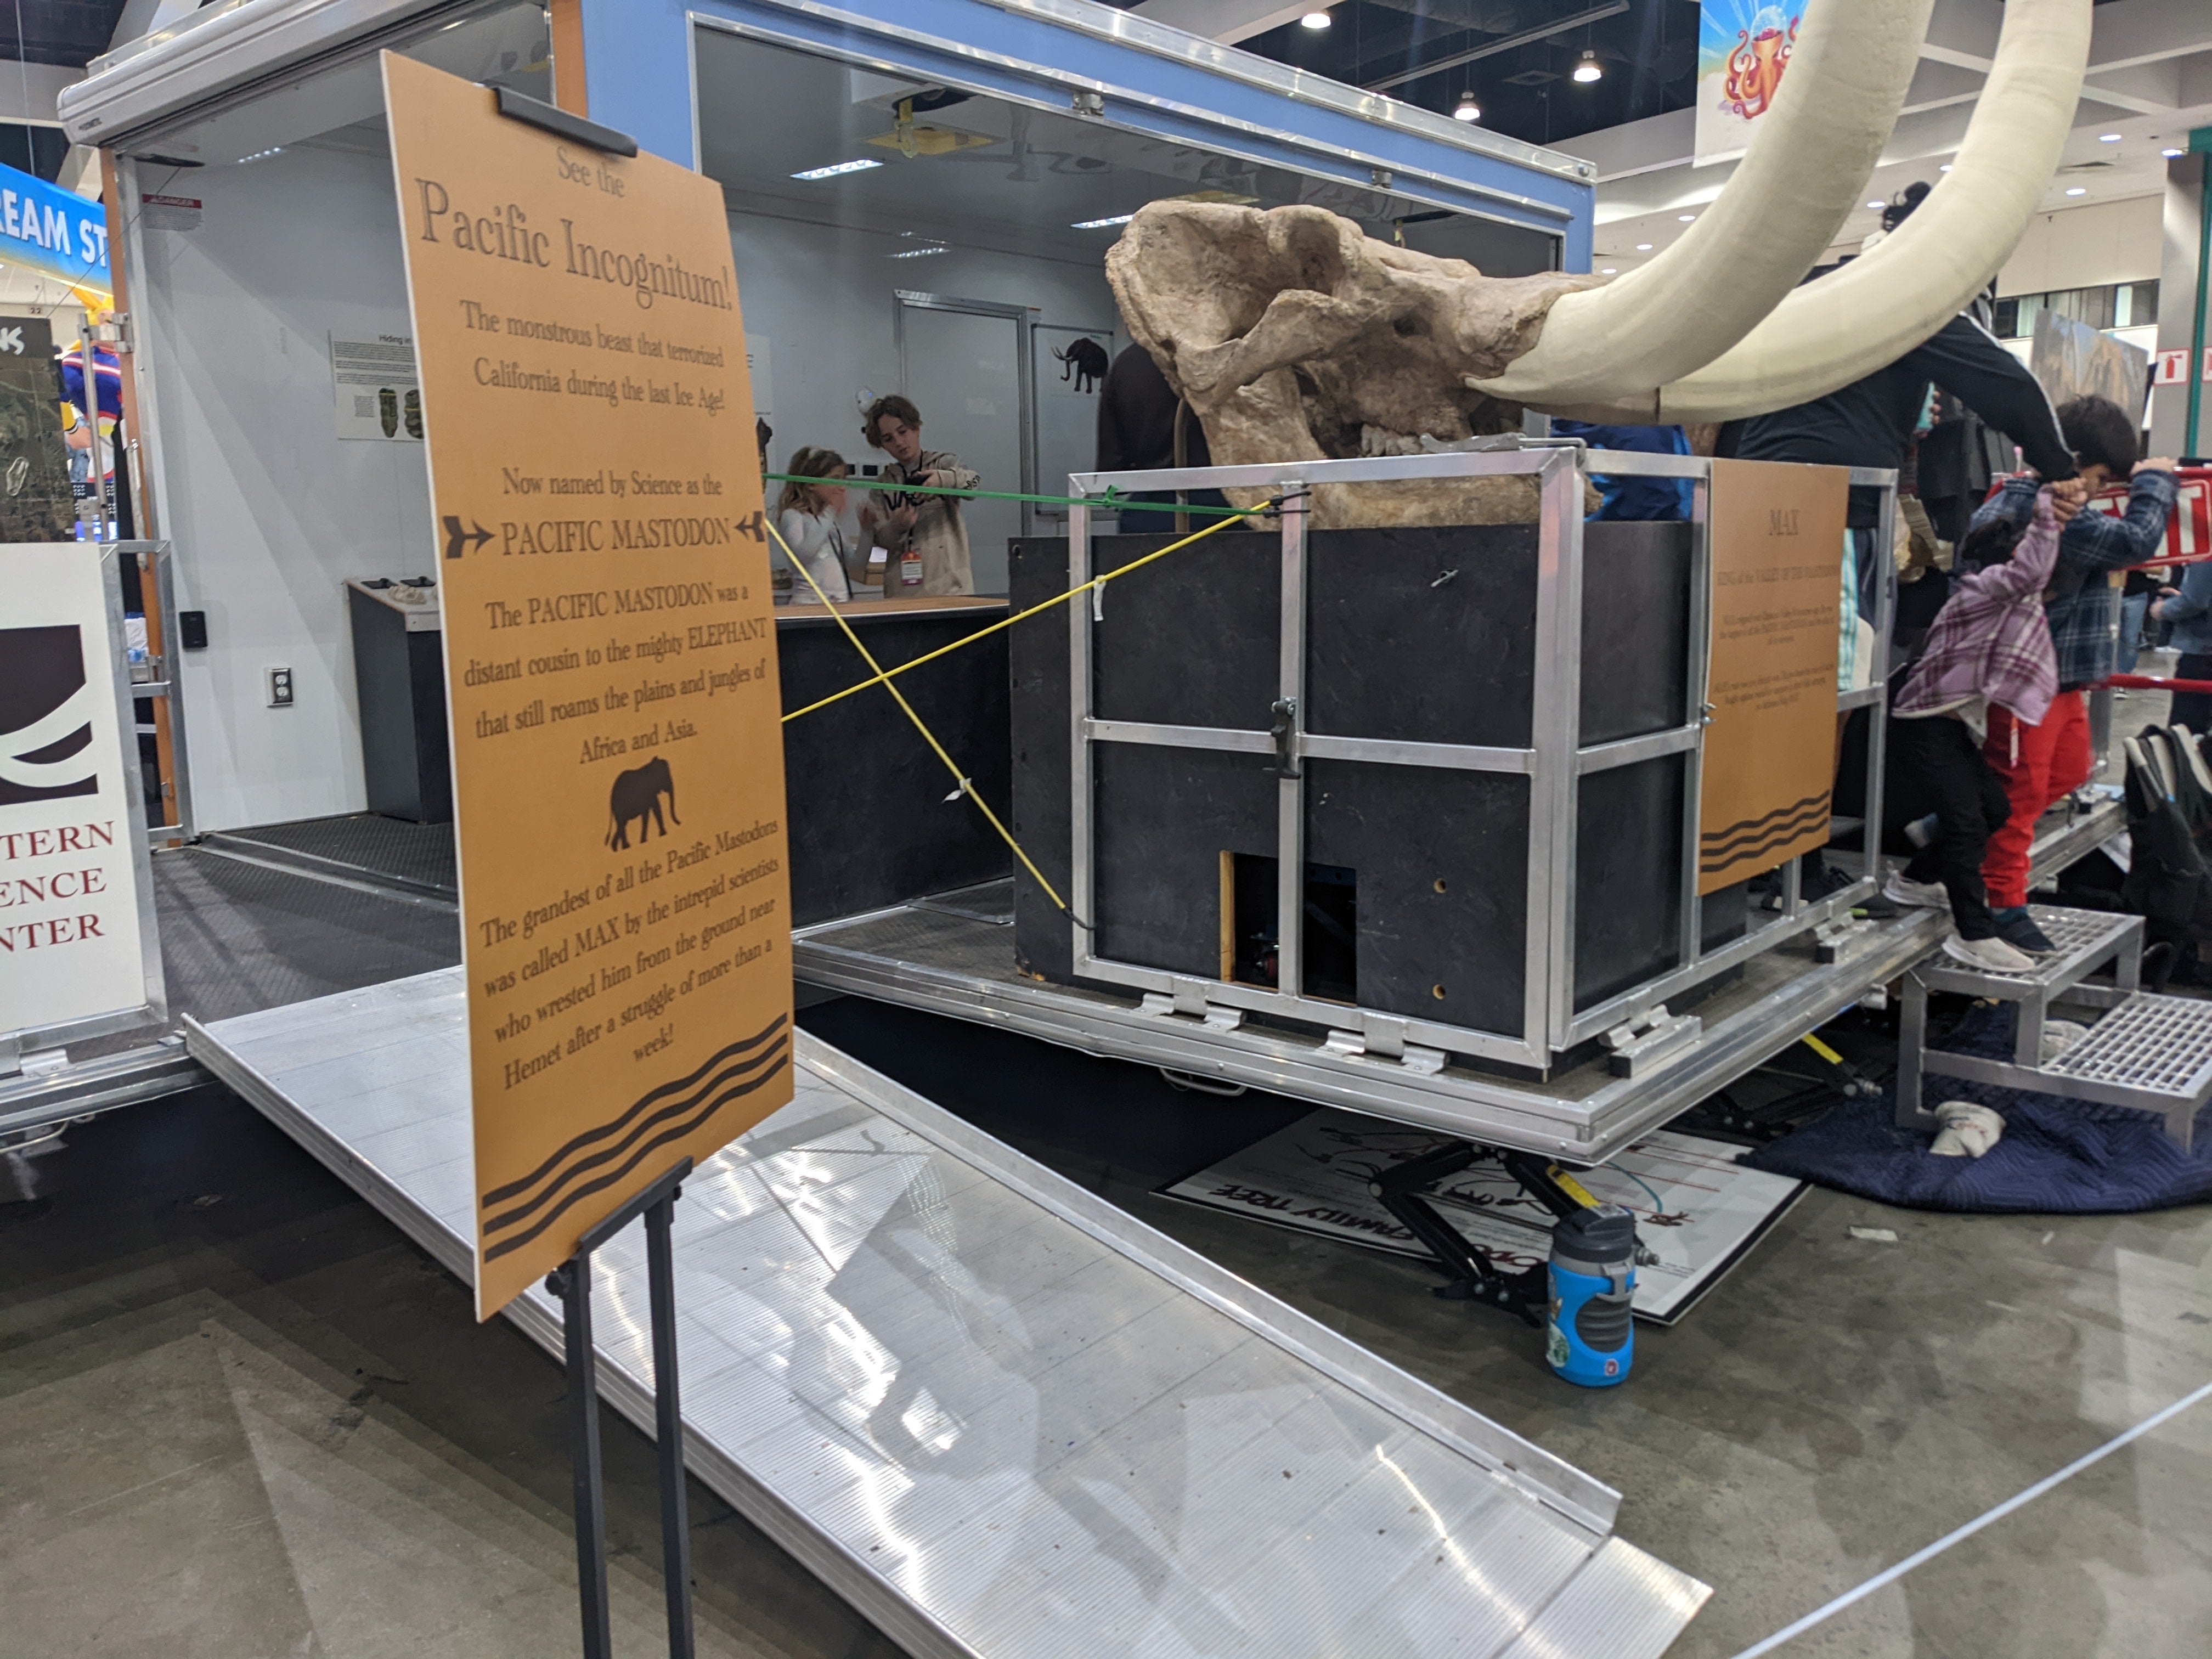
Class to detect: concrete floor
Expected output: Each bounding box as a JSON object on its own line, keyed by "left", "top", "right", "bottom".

{"left": 0, "top": 1086, "right": 900, "bottom": 1659}
{"left": 805, "top": 1001, "right": 2212, "bottom": 1659}
{"left": 5, "top": 1002, "right": 2207, "bottom": 1658}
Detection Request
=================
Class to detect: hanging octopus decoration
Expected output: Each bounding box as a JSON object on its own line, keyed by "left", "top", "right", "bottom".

{"left": 1722, "top": 8, "right": 1800, "bottom": 122}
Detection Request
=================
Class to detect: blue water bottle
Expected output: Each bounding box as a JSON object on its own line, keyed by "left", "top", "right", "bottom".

{"left": 1545, "top": 1204, "right": 1638, "bottom": 1387}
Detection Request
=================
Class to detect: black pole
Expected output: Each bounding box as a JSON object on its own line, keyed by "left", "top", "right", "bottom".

{"left": 548, "top": 1260, "right": 613, "bottom": 1659}
{"left": 645, "top": 1188, "right": 696, "bottom": 1658}
{"left": 550, "top": 1155, "right": 697, "bottom": 1659}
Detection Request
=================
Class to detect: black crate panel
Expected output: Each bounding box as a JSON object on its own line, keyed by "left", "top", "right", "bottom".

{"left": 780, "top": 611, "right": 1011, "bottom": 927}
{"left": 1094, "top": 743, "right": 1278, "bottom": 977}
{"left": 1093, "top": 532, "right": 1280, "bottom": 731}
{"left": 1579, "top": 520, "right": 1692, "bottom": 747}
{"left": 1573, "top": 755, "right": 1686, "bottom": 1011}
{"left": 1305, "top": 759, "right": 1528, "bottom": 1038}
{"left": 1306, "top": 525, "right": 1538, "bottom": 749}
{"left": 1010, "top": 539, "right": 1077, "bottom": 980}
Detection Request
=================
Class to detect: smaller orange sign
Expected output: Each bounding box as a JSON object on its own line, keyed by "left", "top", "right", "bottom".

{"left": 1697, "top": 458, "right": 1850, "bottom": 895}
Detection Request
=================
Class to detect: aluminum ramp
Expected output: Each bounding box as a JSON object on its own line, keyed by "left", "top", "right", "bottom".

{"left": 185, "top": 968, "right": 1708, "bottom": 1658}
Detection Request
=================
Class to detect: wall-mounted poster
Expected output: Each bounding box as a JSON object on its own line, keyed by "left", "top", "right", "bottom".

{"left": 1695, "top": 1, "right": 1813, "bottom": 167}
{"left": 0, "top": 315, "right": 77, "bottom": 540}
{"left": 331, "top": 332, "right": 424, "bottom": 441}
{"left": 0, "top": 543, "right": 162, "bottom": 1040}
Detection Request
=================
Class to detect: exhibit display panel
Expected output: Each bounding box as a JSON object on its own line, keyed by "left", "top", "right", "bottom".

{"left": 0, "top": 541, "right": 166, "bottom": 1058}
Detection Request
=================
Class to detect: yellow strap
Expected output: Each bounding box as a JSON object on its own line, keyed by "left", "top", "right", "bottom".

{"left": 1801, "top": 1034, "right": 1846, "bottom": 1068}
{"left": 768, "top": 517, "right": 1078, "bottom": 917}
{"left": 781, "top": 503, "right": 1263, "bottom": 725}
{"left": 1548, "top": 1165, "right": 1600, "bottom": 1210}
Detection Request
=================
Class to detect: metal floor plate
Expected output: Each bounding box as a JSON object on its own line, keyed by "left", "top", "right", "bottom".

{"left": 184, "top": 969, "right": 1708, "bottom": 1659}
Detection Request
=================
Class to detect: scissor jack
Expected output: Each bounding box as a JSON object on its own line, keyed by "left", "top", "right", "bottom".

{"left": 1367, "top": 1144, "right": 1607, "bottom": 1327}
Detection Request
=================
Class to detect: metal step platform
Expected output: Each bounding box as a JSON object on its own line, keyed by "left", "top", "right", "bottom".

{"left": 183, "top": 968, "right": 1709, "bottom": 1659}
{"left": 1897, "top": 905, "right": 2208, "bottom": 1151}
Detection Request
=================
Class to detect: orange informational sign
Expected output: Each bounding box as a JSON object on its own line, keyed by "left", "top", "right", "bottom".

{"left": 1697, "top": 458, "right": 1850, "bottom": 896}
{"left": 383, "top": 53, "right": 792, "bottom": 1317}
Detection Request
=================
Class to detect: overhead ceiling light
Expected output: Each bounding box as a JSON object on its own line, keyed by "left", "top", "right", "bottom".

{"left": 1300, "top": 9, "right": 1330, "bottom": 27}
{"left": 1573, "top": 50, "right": 1602, "bottom": 84}
{"left": 791, "top": 158, "right": 882, "bottom": 180}
{"left": 2164, "top": 148, "right": 2187, "bottom": 159}
{"left": 1453, "top": 91, "right": 1480, "bottom": 122}
{"left": 1600, "top": 267, "right": 1617, "bottom": 275}
{"left": 237, "top": 147, "right": 282, "bottom": 163}
{"left": 1939, "top": 163, "right": 1953, "bottom": 172}
{"left": 887, "top": 245, "right": 947, "bottom": 258}
{"left": 1866, "top": 200, "right": 1884, "bottom": 209}
{"left": 2098, "top": 133, "right": 2122, "bottom": 143}
{"left": 1677, "top": 213, "right": 1695, "bottom": 223}
{"left": 1635, "top": 242, "right": 1654, "bottom": 251}
{"left": 1070, "top": 213, "right": 1135, "bottom": 229}
{"left": 2064, "top": 186, "right": 2087, "bottom": 196}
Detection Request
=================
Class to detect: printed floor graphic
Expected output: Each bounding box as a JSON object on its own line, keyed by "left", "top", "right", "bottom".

{"left": 1164, "top": 1110, "right": 1806, "bottom": 1323}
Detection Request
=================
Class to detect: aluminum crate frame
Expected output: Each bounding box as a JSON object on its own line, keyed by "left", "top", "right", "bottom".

{"left": 1063, "top": 445, "right": 1898, "bottom": 1072}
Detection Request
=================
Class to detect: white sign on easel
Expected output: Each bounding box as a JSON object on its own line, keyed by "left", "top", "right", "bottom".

{"left": 1, "top": 543, "right": 163, "bottom": 1052}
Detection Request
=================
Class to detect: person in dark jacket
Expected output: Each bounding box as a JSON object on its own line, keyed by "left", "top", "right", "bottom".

{"left": 1096, "top": 343, "right": 1233, "bottom": 528}
{"left": 1717, "top": 183, "right": 2079, "bottom": 900}
{"left": 1965, "top": 396, "right": 2177, "bottom": 951}
{"left": 1550, "top": 420, "right": 1693, "bottom": 520}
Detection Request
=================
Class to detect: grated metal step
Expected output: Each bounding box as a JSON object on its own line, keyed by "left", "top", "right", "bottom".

{"left": 2044, "top": 992, "right": 2212, "bottom": 1102}
{"left": 1916, "top": 905, "right": 2138, "bottom": 995}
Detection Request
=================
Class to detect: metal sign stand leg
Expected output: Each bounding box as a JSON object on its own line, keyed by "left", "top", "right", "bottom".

{"left": 542, "top": 1156, "right": 697, "bottom": 1659}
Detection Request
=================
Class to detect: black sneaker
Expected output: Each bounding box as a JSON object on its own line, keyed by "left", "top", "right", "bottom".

{"left": 1993, "top": 907, "right": 2056, "bottom": 955}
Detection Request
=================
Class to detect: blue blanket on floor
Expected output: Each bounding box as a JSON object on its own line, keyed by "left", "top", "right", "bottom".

{"left": 1746, "top": 1009, "right": 2212, "bottom": 1214}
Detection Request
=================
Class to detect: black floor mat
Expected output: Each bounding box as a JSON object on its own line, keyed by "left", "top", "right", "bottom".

{"left": 215, "top": 812, "right": 457, "bottom": 895}
{"left": 151, "top": 847, "right": 459, "bottom": 1026}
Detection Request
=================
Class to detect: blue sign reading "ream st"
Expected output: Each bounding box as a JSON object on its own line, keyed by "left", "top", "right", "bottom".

{"left": 0, "top": 161, "right": 110, "bottom": 296}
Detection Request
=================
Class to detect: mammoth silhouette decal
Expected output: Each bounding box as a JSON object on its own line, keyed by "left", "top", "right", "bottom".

{"left": 1053, "top": 336, "right": 1110, "bottom": 394}
{"left": 606, "top": 755, "right": 678, "bottom": 850}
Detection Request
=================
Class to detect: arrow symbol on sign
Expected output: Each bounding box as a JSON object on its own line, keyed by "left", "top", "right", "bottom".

{"left": 733, "top": 510, "right": 764, "bottom": 544}
{"left": 443, "top": 516, "right": 493, "bottom": 559}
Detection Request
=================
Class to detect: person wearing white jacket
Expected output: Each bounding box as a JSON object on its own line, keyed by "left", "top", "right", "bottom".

{"left": 775, "top": 445, "right": 853, "bottom": 604}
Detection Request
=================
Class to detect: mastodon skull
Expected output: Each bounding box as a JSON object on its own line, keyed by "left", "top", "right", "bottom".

{"left": 1105, "top": 0, "right": 2091, "bottom": 527}
{"left": 1107, "top": 204, "right": 1597, "bottom": 526}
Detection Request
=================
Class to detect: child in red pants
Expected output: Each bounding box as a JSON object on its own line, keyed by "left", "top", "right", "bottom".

{"left": 1966, "top": 398, "right": 2178, "bottom": 951}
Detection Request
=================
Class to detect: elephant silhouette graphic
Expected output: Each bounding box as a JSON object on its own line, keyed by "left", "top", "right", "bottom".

{"left": 606, "top": 756, "right": 679, "bottom": 850}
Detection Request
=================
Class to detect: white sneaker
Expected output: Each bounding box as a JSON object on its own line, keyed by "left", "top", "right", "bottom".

{"left": 1884, "top": 873, "right": 1951, "bottom": 910}
{"left": 1943, "top": 934, "right": 2036, "bottom": 974}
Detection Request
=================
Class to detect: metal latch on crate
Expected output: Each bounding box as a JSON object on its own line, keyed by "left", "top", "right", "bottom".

{"left": 1813, "top": 913, "right": 1880, "bottom": 964}
{"left": 1138, "top": 990, "right": 1244, "bottom": 1031}
{"left": 1599, "top": 1006, "right": 1702, "bottom": 1077}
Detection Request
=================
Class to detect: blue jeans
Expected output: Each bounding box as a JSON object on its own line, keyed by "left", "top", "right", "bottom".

{"left": 2119, "top": 591, "right": 2150, "bottom": 674}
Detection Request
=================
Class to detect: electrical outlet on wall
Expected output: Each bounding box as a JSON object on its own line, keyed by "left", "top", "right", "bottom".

{"left": 266, "top": 666, "right": 295, "bottom": 707}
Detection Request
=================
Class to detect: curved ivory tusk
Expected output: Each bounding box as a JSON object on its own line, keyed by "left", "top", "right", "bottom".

{"left": 1644, "top": 0, "right": 2093, "bottom": 425}
{"left": 1469, "top": 0, "right": 1936, "bottom": 409}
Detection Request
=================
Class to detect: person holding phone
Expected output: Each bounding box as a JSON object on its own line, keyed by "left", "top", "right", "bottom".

{"left": 860, "top": 394, "right": 979, "bottom": 597}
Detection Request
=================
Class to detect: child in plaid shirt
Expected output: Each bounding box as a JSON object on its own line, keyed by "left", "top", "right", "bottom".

{"left": 1887, "top": 481, "right": 2084, "bottom": 971}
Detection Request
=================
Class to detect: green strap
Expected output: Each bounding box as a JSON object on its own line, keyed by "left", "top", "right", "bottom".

{"left": 761, "top": 470, "right": 1254, "bottom": 518}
